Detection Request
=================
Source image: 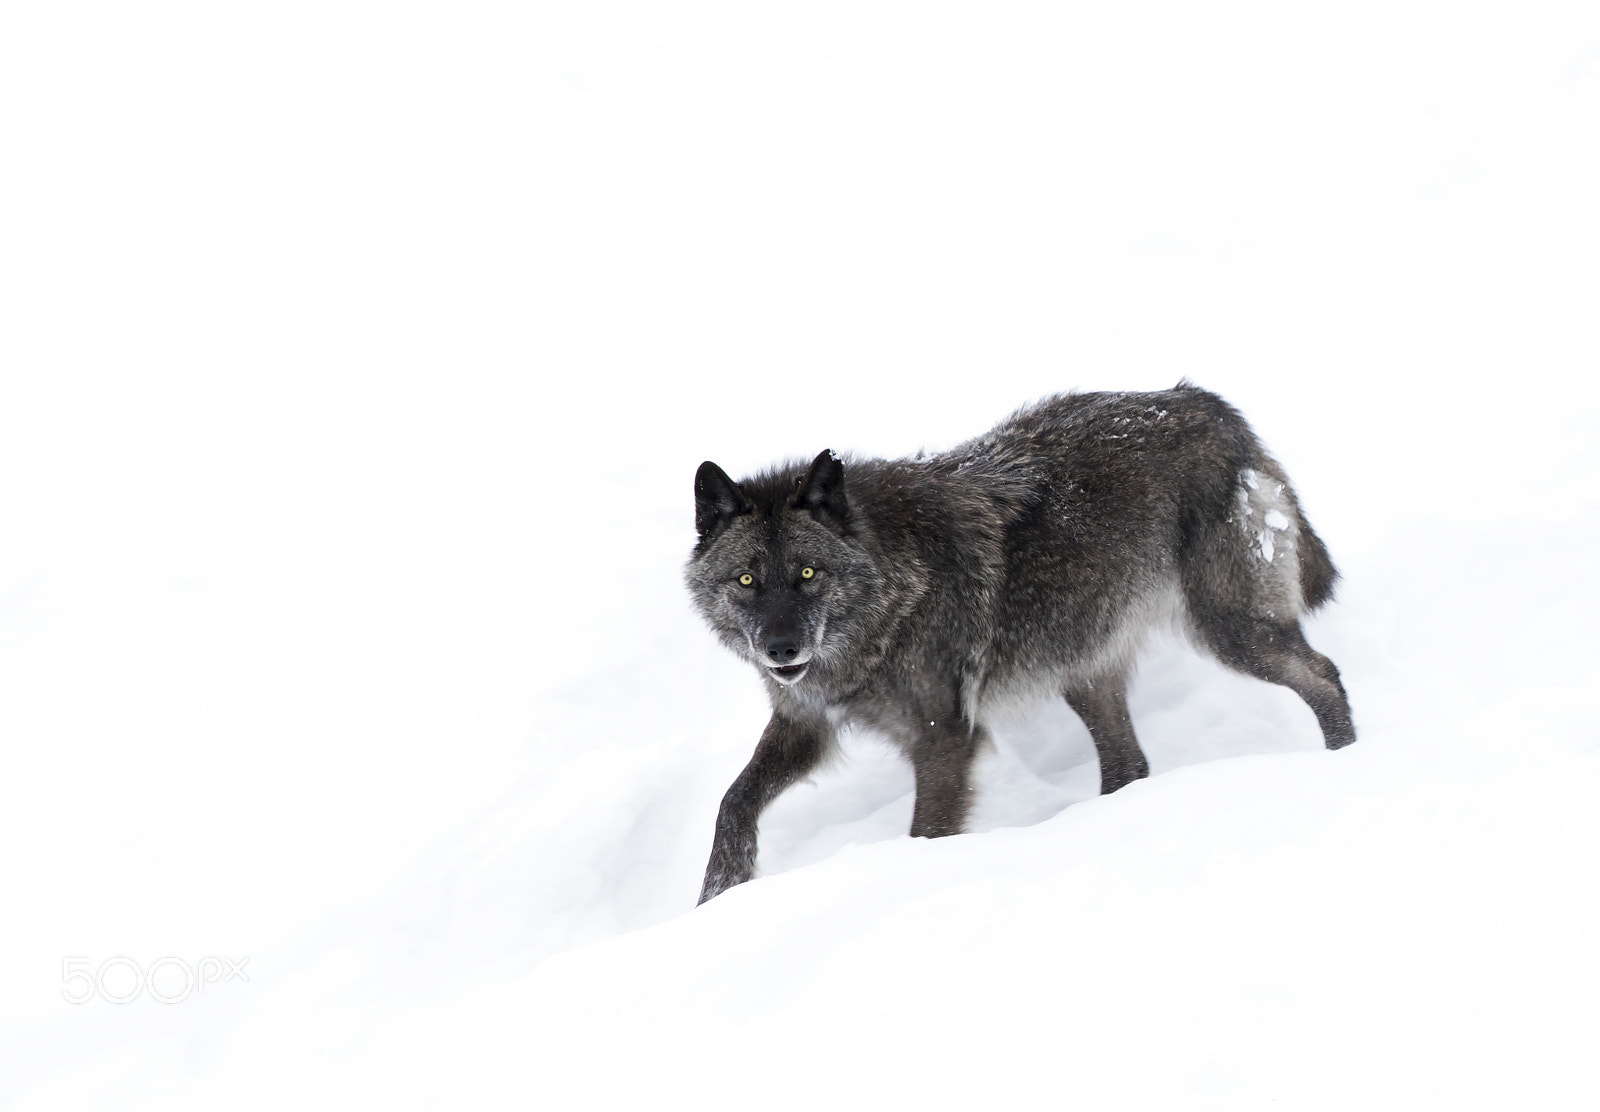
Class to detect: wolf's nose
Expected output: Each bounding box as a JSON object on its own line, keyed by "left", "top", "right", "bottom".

{"left": 765, "top": 638, "right": 800, "bottom": 663}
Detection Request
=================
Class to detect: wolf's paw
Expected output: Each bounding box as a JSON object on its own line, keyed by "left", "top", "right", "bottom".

{"left": 696, "top": 847, "right": 755, "bottom": 905}
{"left": 696, "top": 869, "right": 749, "bottom": 905}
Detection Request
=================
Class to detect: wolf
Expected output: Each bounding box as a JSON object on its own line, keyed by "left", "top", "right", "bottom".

{"left": 687, "top": 383, "right": 1353, "bottom": 904}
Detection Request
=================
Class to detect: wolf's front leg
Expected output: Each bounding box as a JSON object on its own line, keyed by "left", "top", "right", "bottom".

{"left": 907, "top": 719, "right": 984, "bottom": 838}
{"left": 698, "top": 711, "right": 831, "bottom": 905}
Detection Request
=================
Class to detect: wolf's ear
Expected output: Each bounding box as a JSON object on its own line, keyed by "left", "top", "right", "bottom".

{"left": 695, "top": 461, "right": 751, "bottom": 541}
{"left": 794, "top": 449, "right": 848, "bottom": 530}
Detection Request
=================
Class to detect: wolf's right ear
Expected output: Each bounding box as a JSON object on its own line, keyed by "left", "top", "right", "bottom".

{"left": 694, "top": 461, "right": 752, "bottom": 541}
{"left": 794, "top": 449, "right": 849, "bottom": 530}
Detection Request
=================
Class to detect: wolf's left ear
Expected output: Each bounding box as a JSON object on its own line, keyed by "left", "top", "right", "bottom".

{"left": 695, "top": 461, "right": 752, "bottom": 541}
{"left": 794, "top": 449, "right": 848, "bottom": 530}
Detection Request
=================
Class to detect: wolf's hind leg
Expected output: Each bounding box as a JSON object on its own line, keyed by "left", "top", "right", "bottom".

{"left": 699, "top": 711, "right": 832, "bottom": 904}
{"left": 1064, "top": 675, "right": 1149, "bottom": 795}
{"left": 1197, "top": 616, "right": 1356, "bottom": 750}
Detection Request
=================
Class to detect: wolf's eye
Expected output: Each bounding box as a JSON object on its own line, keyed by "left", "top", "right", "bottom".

{"left": 801, "top": 567, "right": 815, "bottom": 579}
{"left": 738, "top": 574, "right": 753, "bottom": 586}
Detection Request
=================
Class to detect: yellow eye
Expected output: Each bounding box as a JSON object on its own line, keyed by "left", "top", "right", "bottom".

{"left": 801, "top": 566, "right": 815, "bottom": 579}
{"left": 738, "top": 574, "right": 753, "bottom": 586}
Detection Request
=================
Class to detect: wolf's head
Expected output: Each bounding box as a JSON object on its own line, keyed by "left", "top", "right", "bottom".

{"left": 685, "top": 449, "right": 878, "bottom": 688}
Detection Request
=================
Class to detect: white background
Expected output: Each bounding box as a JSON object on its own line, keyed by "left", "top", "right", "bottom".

{"left": 2, "top": 2, "right": 1597, "bottom": 1107}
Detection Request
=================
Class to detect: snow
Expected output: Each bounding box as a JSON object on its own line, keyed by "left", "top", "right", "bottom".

{"left": 3, "top": 2, "right": 1599, "bottom": 1109}
{"left": 1257, "top": 529, "right": 1275, "bottom": 562}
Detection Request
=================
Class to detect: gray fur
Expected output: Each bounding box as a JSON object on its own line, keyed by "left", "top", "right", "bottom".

{"left": 687, "top": 384, "right": 1353, "bottom": 904}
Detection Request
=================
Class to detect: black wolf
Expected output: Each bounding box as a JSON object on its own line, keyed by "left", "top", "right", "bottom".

{"left": 687, "top": 384, "right": 1353, "bottom": 904}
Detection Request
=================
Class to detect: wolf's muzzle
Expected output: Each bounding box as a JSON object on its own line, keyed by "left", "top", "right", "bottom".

{"left": 764, "top": 635, "right": 802, "bottom": 664}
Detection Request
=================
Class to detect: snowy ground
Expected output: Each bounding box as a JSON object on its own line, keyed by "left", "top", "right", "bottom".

{"left": 3, "top": 2, "right": 1598, "bottom": 1108}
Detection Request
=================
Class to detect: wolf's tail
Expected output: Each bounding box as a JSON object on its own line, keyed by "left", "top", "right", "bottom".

{"left": 1296, "top": 508, "right": 1339, "bottom": 611}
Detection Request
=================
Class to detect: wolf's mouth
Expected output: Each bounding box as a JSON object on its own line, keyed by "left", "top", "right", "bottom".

{"left": 767, "top": 661, "right": 809, "bottom": 683}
